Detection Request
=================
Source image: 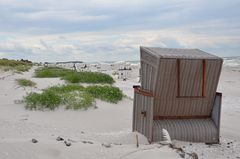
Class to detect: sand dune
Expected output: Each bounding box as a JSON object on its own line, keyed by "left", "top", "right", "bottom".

{"left": 0, "top": 60, "right": 240, "bottom": 159}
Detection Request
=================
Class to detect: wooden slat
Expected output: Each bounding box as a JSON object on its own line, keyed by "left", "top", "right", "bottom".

{"left": 152, "top": 119, "right": 219, "bottom": 143}
{"left": 177, "top": 59, "right": 180, "bottom": 97}
{"left": 202, "top": 59, "right": 206, "bottom": 97}
{"left": 153, "top": 115, "right": 210, "bottom": 120}
{"left": 176, "top": 96, "right": 205, "bottom": 98}
{"left": 176, "top": 59, "right": 206, "bottom": 98}
{"left": 133, "top": 86, "right": 154, "bottom": 97}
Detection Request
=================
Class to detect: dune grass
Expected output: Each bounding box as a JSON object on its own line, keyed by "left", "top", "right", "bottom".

{"left": 35, "top": 67, "right": 72, "bottom": 78}
{"left": 16, "top": 78, "right": 36, "bottom": 87}
{"left": 24, "top": 84, "right": 123, "bottom": 110}
{"left": 85, "top": 85, "right": 123, "bottom": 103}
{"left": 15, "top": 65, "right": 32, "bottom": 72}
{"left": 62, "top": 72, "right": 114, "bottom": 84}
{"left": 35, "top": 67, "right": 114, "bottom": 84}
{"left": 0, "top": 58, "right": 32, "bottom": 73}
{"left": 25, "top": 91, "right": 62, "bottom": 110}
{"left": 46, "top": 84, "right": 85, "bottom": 93}
{"left": 63, "top": 91, "right": 95, "bottom": 110}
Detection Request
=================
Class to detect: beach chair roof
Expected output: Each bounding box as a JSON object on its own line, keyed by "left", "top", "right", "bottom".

{"left": 139, "top": 46, "right": 223, "bottom": 117}
{"left": 141, "top": 47, "right": 221, "bottom": 59}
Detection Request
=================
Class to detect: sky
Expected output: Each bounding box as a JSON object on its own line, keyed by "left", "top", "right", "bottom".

{"left": 0, "top": 0, "right": 239, "bottom": 62}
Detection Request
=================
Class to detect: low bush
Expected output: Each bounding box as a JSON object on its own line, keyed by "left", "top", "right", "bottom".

{"left": 23, "top": 84, "right": 124, "bottom": 110}
{"left": 35, "top": 67, "right": 114, "bottom": 84}
{"left": 24, "top": 84, "right": 94, "bottom": 110}
{"left": 85, "top": 85, "right": 123, "bottom": 103}
{"left": 0, "top": 58, "right": 32, "bottom": 72}
{"left": 45, "top": 84, "right": 84, "bottom": 94}
{"left": 64, "top": 92, "right": 94, "bottom": 110}
{"left": 61, "top": 72, "right": 81, "bottom": 83}
{"left": 62, "top": 72, "right": 114, "bottom": 84}
{"left": 15, "top": 65, "right": 32, "bottom": 72}
{"left": 16, "top": 78, "right": 36, "bottom": 87}
{"left": 25, "top": 91, "right": 62, "bottom": 110}
{"left": 35, "top": 67, "right": 72, "bottom": 78}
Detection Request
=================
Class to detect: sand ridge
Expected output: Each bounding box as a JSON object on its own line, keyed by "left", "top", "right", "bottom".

{"left": 0, "top": 62, "right": 240, "bottom": 159}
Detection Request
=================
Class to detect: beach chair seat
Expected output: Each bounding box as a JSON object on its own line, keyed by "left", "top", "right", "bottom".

{"left": 152, "top": 118, "right": 218, "bottom": 143}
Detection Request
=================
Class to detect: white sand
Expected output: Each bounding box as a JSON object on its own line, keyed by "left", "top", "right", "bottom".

{"left": 0, "top": 59, "right": 240, "bottom": 159}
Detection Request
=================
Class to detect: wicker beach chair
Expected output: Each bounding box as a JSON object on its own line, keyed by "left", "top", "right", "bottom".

{"left": 133, "top": 47, "right": 223, "bottom": 143}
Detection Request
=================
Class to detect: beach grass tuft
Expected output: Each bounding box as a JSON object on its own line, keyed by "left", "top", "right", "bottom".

{"left": 35, "top": 67, "right": 72, "bottom": 78}
{"left": 0, "top": 58, "right": 32, "bottom": 72}
{"left": 25, "top": 91, "right": 62, "bottom": 110}
{"left": 46, "top": 84, "right": 84, "bottom": 93}
{"left": 16, "top": 78, "right": 36, "bottom": 87}
{"left": 24, "top": 84, "right": 124, "bottom": 110}
{"left": 63, "top": 91, "right": 95, "bottom": 110}
{"left": 35, "top": 67, "right": 114, "bottom": 84}
{"left": 85, "top": 85, "right": 123, "bottom": 103}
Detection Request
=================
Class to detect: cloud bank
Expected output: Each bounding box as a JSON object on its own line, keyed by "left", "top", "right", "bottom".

{"left": 0, "top": 0, "right": 239, "bottom": 62}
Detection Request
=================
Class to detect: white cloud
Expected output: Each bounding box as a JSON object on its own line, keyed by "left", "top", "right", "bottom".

{"left": 0, "top": 28, "right": 239, "bottom": 62}
{"left": 0, "top": 0, "right": 239, "bottom": 61}
{"left": 15, "top": 10, "right": 110, "bottom": 22}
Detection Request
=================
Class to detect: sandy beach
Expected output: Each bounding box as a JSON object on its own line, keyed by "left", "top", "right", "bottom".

{"left": 0, "top": 0, "right": 239, "bottom": 158}
{"left": 0, "top": 59, "right": 240, "bottom": 159}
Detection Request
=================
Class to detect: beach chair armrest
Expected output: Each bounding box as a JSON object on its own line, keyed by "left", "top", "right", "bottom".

{"left": 211, "top": 92, "right": 222, "bottom": 129}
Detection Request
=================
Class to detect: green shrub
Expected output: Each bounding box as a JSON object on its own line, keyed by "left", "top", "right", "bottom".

{"left": 24, "top": 84, "right": 124, "bottom": 110}
{"left": 62, "top": 72, "right": 81, "bottom": 83}
{"left": 35, "top": 67, "right": 72, "bottom": 78}
{"left": 45, "top": 84, "right": 84, "bottom": 94}
{"left": 0, "top": 58, "right": 32, "bottom": 72}
{"left": 24, "top": 91, "right": 62, "bottom": 110}
{"left": 1, "top": 66, "right": 11, "bottom": 72}
{"left": 64, "top": 92, "right": 95, "bottom": 110}
{"left": 85, "top": 85, "right": 123, "bottom": 103}
{"left": 62, "top": 71, "right": 114, "bottom": 84}
{"left": 35, "top": 67, "right": 114, "bottom": 84}
{"left": 24, "top": 84, "right": 90, "bottom": 110}
{"left": 15, "top": 65, "right": 32, "bottom": 72}
{"left": 24, "top": 92, "right": 39, "bottom": 110}
{"left": 0, "top": 58, "right": 29, "bottom": 66}
{"left": 16, "top": 78, "right": 36, "bottom": 87}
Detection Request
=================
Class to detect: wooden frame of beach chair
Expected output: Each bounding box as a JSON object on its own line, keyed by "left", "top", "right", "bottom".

{"left": 133, "top": 47, "right": 223, "bottom": 143}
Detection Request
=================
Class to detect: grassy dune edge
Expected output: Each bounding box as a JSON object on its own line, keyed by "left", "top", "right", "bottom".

{"left": 0, "top": 58, "right": 33, "bottom": 73}
{"left": 24, "top": 84, "right": 123, "bottom": 110}
{"left": 35, "top": 67, "right": 114, "bottom": 84}
{"left": 16, "top": 78, "right": 36, "bottom": 87}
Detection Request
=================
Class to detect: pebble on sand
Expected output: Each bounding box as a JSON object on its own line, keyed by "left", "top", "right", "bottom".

{"left": 102, "top": 143, "right": 111, "bottom": 148}
{"left": 32, "top": 139, "right": 38, "bottom": 143}
{"left": 56, "top": 136, "right": 64, "bottom": 141}
{"left": 64, "top": 140, "right": 71, "bottom": 147}
{"left": 82, "top": 141, "right": 94, "bottom": 144}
